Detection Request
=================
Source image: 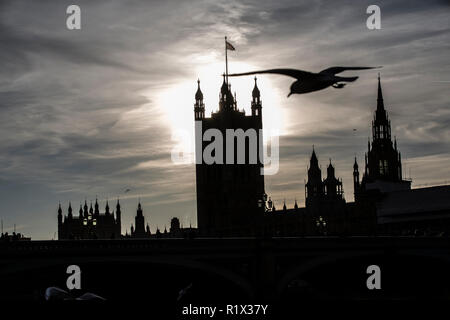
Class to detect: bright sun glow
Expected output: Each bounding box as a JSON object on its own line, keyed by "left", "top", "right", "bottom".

{"left": 155, "top": 56, "right": 286, "bottom": 161}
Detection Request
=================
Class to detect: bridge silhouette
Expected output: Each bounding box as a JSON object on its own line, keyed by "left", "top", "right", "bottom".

{"left": 2, "top": 237, "right": 450, "bottom": 302}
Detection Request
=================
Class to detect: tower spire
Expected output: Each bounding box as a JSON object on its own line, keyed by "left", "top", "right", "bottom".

{"left": 68, "top": 202, "right": 73, "bottom": 219}
{"left": 194, "top": 78, "right": 205, "bottom": 120}
{"left": 251, "top": 76, "right": 262, "bottom": 116}
{"left": 252, "top": 77, "right": 260, "bottom": 98}
{"left": 377, "top": 73, "right": 384, "bottom": 111}
{"left": 311, "top": 146, "right": 318, "bottom": 164}
{"left": 57, "top": 203, "right": 62, "bottom": 225}
{"left": 306, "top": 146, "right": 323, "bottom": 207}
{"left": 362, "top": 75, "right": 407, "bottom": 185}
{"left": 195, "top": 79, "right": 203, "bottom": 101}
{"left": 94, "top": 197, "right": 99, "bottom": 215}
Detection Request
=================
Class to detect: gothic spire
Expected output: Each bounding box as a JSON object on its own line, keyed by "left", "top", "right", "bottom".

{"left": 116, "top": 198, "right": 121, "bottom": 221}
{"left": 219, "top": 73, "right": 234, "bottom": 110}
{"left": 94, "top": 197, "right": 99, "bottom": 215}
{"left": 58, "top": 203, "right": 62, "bottom": 224}
{"left": 377, "top": 73, "right": 384, "bottom": 111}
{"left": 327, "top": 159, "right": 335, "bottom": 178}
{"left": 137, "top": 200, "right": 143, "bottom": 217}
{"left": 373, "top": 74, "right": 391, "bottom": 140}
{"left": 251, "top": 76, "right": 262, "bottom": 116}
{"left": 310, "top": 146, "right": 318, "bottom": 166}
{"left": 68, "top": 202, "right": 73, "bottom": 218}
{"left": 194, "top": 78, "right": 205, "bottom": 120}
{"left": 220, "top": 74, "right": 228, "bottom": 95}
{"left": 195, "top": 79, "right": 203, "bottom": 102}
{"left": 252, "top": 76, "right": 260, "bottom": 98}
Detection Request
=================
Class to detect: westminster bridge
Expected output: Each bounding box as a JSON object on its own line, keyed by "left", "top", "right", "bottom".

{"left": 1, "top": 237, "right": 450, "bottom": 302}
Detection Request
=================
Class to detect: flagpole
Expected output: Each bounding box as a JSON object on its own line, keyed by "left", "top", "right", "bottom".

{"left": 225, "top": 36, "right": 228, "bottom": 85}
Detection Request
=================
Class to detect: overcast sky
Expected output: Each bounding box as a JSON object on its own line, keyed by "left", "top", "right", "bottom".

{"left": 0, "top": 0, "right": 449, "bottom": 239}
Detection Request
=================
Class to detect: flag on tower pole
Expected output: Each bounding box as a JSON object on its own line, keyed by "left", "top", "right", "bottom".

{"left": 225, "top": 36, "right": 235, "bottom": 85}
{"left": 226, "top": 40, "right": 235, "bottom": 51}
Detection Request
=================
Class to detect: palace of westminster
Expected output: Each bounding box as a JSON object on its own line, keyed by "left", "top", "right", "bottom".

{"left": 57, "top": 75, "right": 450, "bottom": 240}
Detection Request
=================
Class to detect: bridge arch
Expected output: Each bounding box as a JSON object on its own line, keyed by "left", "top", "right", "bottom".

{"left": 1, "top": 255, "right": 256, "bottom": 301}
{"left": 276, "top": 250, "right": 450, "bottom": 299}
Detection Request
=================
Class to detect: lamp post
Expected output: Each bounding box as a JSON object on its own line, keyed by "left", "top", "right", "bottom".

{"left": 267, "top": 197, "right": 273, "bottom": 212}
{"left": 316, "top": 216, "right": 327, "bottom": 236}
{"left": 257, "top": 199, "right": 264, "bottom": 209}
{"left": 258, "top": 193, "right": 270, "bottom": 238}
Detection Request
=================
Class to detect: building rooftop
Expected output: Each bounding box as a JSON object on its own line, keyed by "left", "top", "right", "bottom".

{"left": 377, "top": 185, "right": 450, "bottom": 224}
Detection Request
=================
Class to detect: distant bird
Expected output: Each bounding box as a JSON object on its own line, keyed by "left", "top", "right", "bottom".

{"left": 124, "top": 188, "right": 131, "bottom": 193}
{"left": 229, "top": 66, "right": 381, "bottom": 96}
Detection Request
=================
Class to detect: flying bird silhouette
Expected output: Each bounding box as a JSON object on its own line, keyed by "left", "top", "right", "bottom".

{"left": 229, "top": 66, "right": 381, "bottom": 96}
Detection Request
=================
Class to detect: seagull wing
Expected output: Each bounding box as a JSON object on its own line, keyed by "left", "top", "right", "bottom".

{"left": 76, "top": 292, "right": 106, "bottom": 301}
{"left": 45, "top": 287, "right": 72, "bottom": 301}
{"left": 319, "top": 66, "right": 382, "bottom": 75}
{"left": 229, "top": 68, "right": 313, "bottom": 80}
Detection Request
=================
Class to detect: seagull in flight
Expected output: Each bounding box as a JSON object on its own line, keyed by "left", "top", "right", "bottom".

{"left": 229, "top": 66, "right": 381, "bottom": 96}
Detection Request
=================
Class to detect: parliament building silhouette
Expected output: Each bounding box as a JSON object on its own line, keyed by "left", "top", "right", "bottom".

{"left": 57, "top": 75, "right": 450, "bottom": 240}
{"left": 58, "top": 199, "right": 121, "bottom": 240}
{"left": 194, "top": 73, "right": 450, "bottom": 237}
{"left": 58, "top": 199, "right": 197, "bottom": 240}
